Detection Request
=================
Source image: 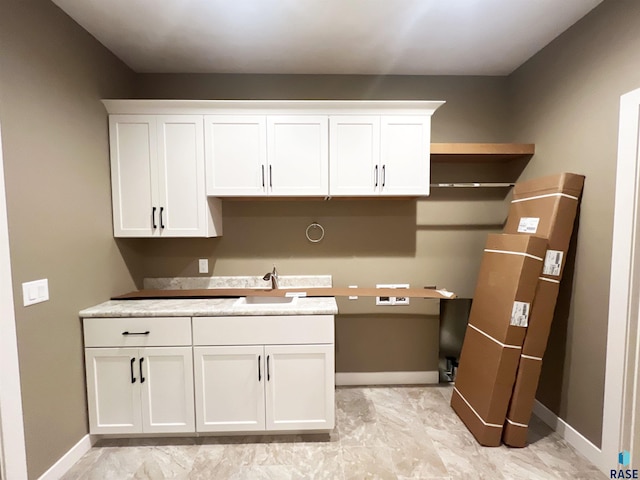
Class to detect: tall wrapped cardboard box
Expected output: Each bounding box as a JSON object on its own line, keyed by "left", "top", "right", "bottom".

{"left": 451, "top": 233, "right": 547, "bottom": 446}
{"left": 502, "top": 172, "right": 584, "bottom": 447}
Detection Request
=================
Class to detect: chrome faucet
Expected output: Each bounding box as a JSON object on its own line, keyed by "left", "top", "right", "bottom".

{"left": 263, "top": 266, "right": 279, "bottom": 289}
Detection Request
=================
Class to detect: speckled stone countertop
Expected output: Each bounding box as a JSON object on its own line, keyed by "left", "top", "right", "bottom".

{"left": 80, "top": 276, "right": 338, "bottom": 318}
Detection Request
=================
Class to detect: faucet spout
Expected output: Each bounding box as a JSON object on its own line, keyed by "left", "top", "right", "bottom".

{"left": 263, "top": 266, "right": 279, "bottom": 289}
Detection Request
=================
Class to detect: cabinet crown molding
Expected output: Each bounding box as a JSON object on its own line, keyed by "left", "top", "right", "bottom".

{"left": 102, "top": 99, "right": 446, "bottom": 116}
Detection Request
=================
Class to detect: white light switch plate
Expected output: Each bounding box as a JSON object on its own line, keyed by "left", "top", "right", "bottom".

{"left": 198, "top": 259, "right": 209, "bottom": 274}
{"left": 22, "top": 279, "right": 49, "bottom": 306}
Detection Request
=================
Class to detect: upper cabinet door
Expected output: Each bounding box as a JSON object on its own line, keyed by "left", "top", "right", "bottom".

{"left": 380, "top": 116, "right": 431, "bottom": 196}
{"left": 109, "top": 115, "right": 158, "bottom": 237}
{"left": 329, "top": 116, "right": 380, "bottom": 196}
{"left": 205, "top": 115, "right": 267, "bottom": 196}
{"left": 156, "top": 115, "right": 207, "bottom": 237}
{"left": 267, "top": 116, "right": 329, "bottom": 196}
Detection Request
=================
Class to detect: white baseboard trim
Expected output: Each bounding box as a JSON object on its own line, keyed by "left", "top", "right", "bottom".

{"left": 38, "top": 434, "right": 95, "bottom": 480}
{"left": 533, "top": 400, "right": 604, "bottom": 471}
{"left": 336, "top": 371, "right": 439, "bottom": 386}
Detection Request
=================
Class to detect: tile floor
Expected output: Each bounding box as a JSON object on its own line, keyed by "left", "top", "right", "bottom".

{"left": 61, "top": 385, "right": 606, "bottom": 479}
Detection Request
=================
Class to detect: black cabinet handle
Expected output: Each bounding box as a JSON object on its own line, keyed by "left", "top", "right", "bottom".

{"left": 159, "top": 207, "right": 165, "bottom": 229}
{"left": 261, "top": 165, "right": 265, "bottom": 188}
{"left": 152, "top": 207, "right": 157, "bottom": 229}
{"left": 374, "top": 165, "right": 378, "bottom": 187}
{"left": 258, "top": 355, "right": 262, "bottom": 381}
{"left": 130, "top": 357, "right": 136, "bottom": 384}
{"left": 269, "top": 165, "right": 273, "bottom": 188}
{"left": 382, "top": 165, "right": 386, "bottom": 187}
{"left": 139, "top": 357, "right": 145, "bottom": 384}
{"left": 267, "top": 355, "right": 270, "bottom": 381}
{"left": 122, "top": 331, "right": 150, "bottom": 336}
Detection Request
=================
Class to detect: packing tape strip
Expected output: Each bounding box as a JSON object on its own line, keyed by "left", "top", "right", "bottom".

{"left": 511, "top": 192, "right": 579, "bottom": 203}
{"left": 453, "top": 387, "right": 503, "bottom": 429}
{"left": 468, "top": 323, "right": 522, "bottom": 350}
{"left": 520, "top": 353, "right": 543, "bottom": 361}
{"left": 506, "top": 418, "right": 529, "bottom": 428}
{"left": 539, "top": 276, "right": 560, "bottom": 284}
{"left": 484, "top": 249, "right": 544, "bottom": 262}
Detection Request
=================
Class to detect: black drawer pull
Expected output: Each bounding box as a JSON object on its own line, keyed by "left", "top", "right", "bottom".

{"left": 139, "top": 357, "right": 145, "bottom": 383}
{"left": 130, "top": 357, "right": 136, "bottom": 383}
{"left": 160, "top": 207, "right": 165, "bottom": 229}
{"left": 374, "top": 165, "right": 378, "bottom": 187}
{"left": 152, "top": 207, "right": 157, "bottom": 229}
{"left": 122, "top": 331, "right": 150, "bottom": 336}
{"left": 267, "top": 355, "right": 271, "bottom": 381}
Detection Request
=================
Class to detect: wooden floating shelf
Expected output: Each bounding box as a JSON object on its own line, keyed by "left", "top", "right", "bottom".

{"left": 430, "top": 143, "right": 535, "bottom": 162}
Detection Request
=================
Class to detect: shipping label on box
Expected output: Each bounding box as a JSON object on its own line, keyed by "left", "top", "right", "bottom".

{"left": 542, "top": 250, "right": 563, "bottom": 276}
{"left": 510, "top": 301, "right": 530, "bottom": 327}
{"left": 517, "top": 217, "right": 540, "bottom": 234}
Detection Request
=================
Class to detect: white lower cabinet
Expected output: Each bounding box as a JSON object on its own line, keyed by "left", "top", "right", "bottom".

{"left": 192, "top": 315, "right": 335, "bottom": 434}
{"left": 83, "top": 314, "right": 335, "bottom": 436}
{"left": 83, "top": 316, "right": 195, "bottom": 435}
{"left": 264, "top": 344, "right": 335, "bottom": 431}
{"left": 194, "top": 344, "right": 334, "bottom": 433}
{"left": 85, "top": 347, "right": 195, "bottom": 434}
{"left": 194, "top": 345, "right": 266, "bottom": 432}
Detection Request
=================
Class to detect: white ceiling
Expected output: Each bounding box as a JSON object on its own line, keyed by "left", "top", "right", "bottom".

{"left": 51, "top": 0, "right": 603, "bottom": 76}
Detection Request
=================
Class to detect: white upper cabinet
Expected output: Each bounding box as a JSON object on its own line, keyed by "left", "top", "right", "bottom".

{"left": 329, "top": 115, "right": 431, "bottom": 196}
{"left": 109, "top": 114, "right": 222, "bottom": 238}
{"left": 205, "top": 115, "right": 267, "bottom": 196}
{"left": 379, "top": 116, "right": 431, "bottom": 196}
{"left": 205, "top": 115, "right": 329, "bottom": 196}
{"left": 267, "top": 116, "right": 329, "bottom": 196}
{"left": 105, "top": 100, "right": 443, "bottom": 202}
{"left": 329, "top": 116, "right": 380, "bottom": 196}
{"left": 109, "top": 115, "right": 157, "bottom": 237}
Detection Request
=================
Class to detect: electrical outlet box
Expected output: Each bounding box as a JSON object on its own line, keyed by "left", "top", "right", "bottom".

{"left": 348, "top": 285, "right": 358, "bottom": 300}
{"left": 376, "top": 284, "right": 410, "bottom": 306}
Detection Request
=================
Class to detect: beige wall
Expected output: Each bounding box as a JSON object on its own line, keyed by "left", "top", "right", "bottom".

{"left": 509, "top": 0, "right": 640, "bottom": 447}
{"left": 3, "top": 0, "right": 630, "bottom": 473}
{"left": 135, "top": 73, "right": 512, "bottom": 143}
{"left": 0, "top": 1, "right": 136, "bottom": 478}
{"left": 128, "top": 75, "right": 516, "bottom": 373}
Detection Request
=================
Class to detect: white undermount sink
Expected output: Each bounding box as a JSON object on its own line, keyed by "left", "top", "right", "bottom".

{"left": 234, "top": 296, "right": 298, "bottom": 307}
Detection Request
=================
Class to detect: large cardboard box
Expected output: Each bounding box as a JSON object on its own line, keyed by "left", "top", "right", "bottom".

{"left": 451, "top": 233, "right": 546, "bottom": 446}
{"left": 502, "top": 172, "right": 584, "bottom": 447}
{"left": 503, "top": 172, "right": 584, "bottom": 281}
{"left": 502, "top": 279, "right": 559, "bottom": 446}
{"left": 502, "top": 355, "right": 543, "bottom": 447}
{"left": 466, "top": 234, "right": 548, "bottom": 346}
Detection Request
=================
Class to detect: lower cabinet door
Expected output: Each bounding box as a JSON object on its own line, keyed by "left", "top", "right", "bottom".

{"left": 139, "top": 347, "right": 195, "bottom": 433}
{"left": 194, "top": 345, "right": 266, "bottom": 432}
{"left": 264, "top": 344, "right": 335, "bottom": 431}
{"left": 85, "top": 348, "right": 142, "bottom": 434}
